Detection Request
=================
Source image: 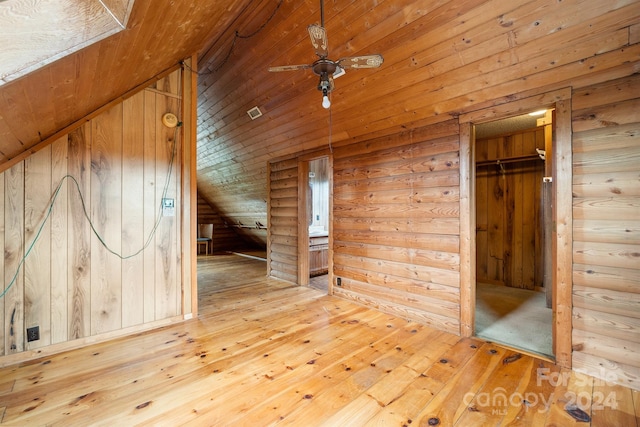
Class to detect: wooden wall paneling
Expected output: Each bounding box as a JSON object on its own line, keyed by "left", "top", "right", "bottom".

{"left": 183, "top": 56, "right": 198, "bottom": 317}
{"left": 553, "top": 98, "right": 573, "bottom": 369}
{"left": 333, "top": 246, "right": 459, "bottom": 287}
{"left": 0, "top": 70, "right": 190, "bottom": 365}
{"left": 505, "top": 135, "right": 521, "bottom": 288}
{"left": 488, "top": 151, "right": 505, "bottom": 285}
{"left": 154, "top": 74, "right": 180, "bottom": 320}
{"left": 534, "top": 128, "right": 547, "bottom": 291}
{"left": 543, "top": 123, "right": 553, "bottom": 306}
{"left": 4, "top": 163, "right": 24, "bottom": 354}
{"left": 327, "top": 152, "right": 334, "bottom": 295}
{"left": 332, "top": 122, "right": 461, "bottom": 332}
{"left": 571, "top": 74, "right": 640, "bottom": 389}
{"left": 573, "top": 148, "right": 640, "bottom": 178}
{"left": 50, "top": 136, "right": 69, "bottom": 345}
{"left": 574, "top": 241, "right": 640, "bottom": 270}
{"left": 573, "top": 218, "right": 640, "bottom": 245}
{"left": 475, "top": 149, "right": 488, "bottom": 284}
{"left": 475, "top": 128, "right": 546, "bottom": 289}
{"left": 523, "top": 133, "right": 538, "bottom": 288}
{"left": 572, "top": 98, "right": 640, "bottom": 134}
{"left": 266, "top": 161, "right": 273, "bottom": 278}
{"left": 268, "top": 158, "right": 298, "bottom": 283}
{"left": 91, "top": 102, "right": 123, "bottom": 335}
{"left": 143, "top": 89, "right": 157, "bottom": 323}
{"left": 68, "top": 124, "right": 92, "bottom": 340}
{"left": 459, "top": 122, "right": 474, "bottom": 337}
{"left": 170, "top": 70, "right": 183, "bottom": 317}
{"left": 573, "top": 264, "right": 640, "bottom": 295}
{"left": 122, "top": 92, "right": 145, "bottom": 328}
{"left": 480, "top": 138, "right": 494, "bottom": 285}
{"left": 571, "top": 75, "right": 639, "bottom": 112}
{"left": 573, "top": 286, "right": 639, "bottom": 320}
{"left": 24, "top": 146, "right": 52, "bottom": 350}
{"left": 0, "top": 171, "right": 4, "bottom": 354}
{"left": 572, "top": 351, "right": 640, "bottom": 394}
{"left": 297, "top": 160, "right": 309, "bottom": 286}
{"left": 573, "top": 306, "right": 640, "bottom": 345}
{"left": 573, "top": 170, "right": 640, "bottom": 199}
{"left": 522, "top": 132, "right": 537, "bottom": 288}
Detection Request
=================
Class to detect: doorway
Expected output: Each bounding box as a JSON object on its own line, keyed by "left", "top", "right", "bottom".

{"left": 473, "top": 111, "right": 553, "bottom": 357}
{"left": 458, "top": 88, "right": 573, "bottom": 368}
{"left": 306, "top": 157, "right": 330, "bottom": 292}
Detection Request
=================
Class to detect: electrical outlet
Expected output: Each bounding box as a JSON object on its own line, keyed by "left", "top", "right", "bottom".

{"left": 26, "top": 326, "right": 40, "bottom": 342}
{"left": 336, "top": 277, "right": 342, "bottom": 287}
{"left": 162, "top": 198, "right": 175, "bottom": 217}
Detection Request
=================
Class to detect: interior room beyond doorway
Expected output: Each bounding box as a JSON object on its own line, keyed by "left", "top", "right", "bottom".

{"left": 473, "top": 110, "right": 553, "bottom": 357}
{"left": 308, "top": 157, "right": 330, "bottom": 292}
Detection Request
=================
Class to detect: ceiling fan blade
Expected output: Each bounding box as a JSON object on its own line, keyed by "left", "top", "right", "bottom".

{"left": 337, "top": 54, "right": 384, "bottom": 69}
{"left": 308, "top": 24, "right": 329, "bottom": 58}
{"left": 268, "top": 64, "right": 312, "bottom": 72}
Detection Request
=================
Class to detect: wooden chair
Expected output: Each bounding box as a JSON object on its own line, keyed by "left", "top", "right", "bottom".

{"left": 197, "top": 224, "right": 213, "bottom": 255}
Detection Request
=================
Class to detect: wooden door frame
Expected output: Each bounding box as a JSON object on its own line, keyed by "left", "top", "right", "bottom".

{"left": 297, "top": 151, "right": 333, "bottom": 291}
{"left": 458, "top": 88, "right": 573, "bottom": 368}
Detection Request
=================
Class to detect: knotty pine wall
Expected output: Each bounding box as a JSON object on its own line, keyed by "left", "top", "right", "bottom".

{"left": 0, "top": 68, "right": 193, "bottom": 360}
{"left": 267, "top": 158, "right": 299, "bottom": 284}
{"left": 570, "top": 75, "right": 640, "bottom": 390}
{"left": 332, "top": 121, "right": 462, "bottom": 334}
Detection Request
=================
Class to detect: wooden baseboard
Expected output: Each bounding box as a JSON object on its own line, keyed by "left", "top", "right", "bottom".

{"left": 0, "top": 315, "right": 187, "bottom": 368}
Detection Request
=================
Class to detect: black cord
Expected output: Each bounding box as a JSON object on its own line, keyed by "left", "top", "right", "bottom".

{"left": 187, "top": 0, "right": 283, "bottom": 76}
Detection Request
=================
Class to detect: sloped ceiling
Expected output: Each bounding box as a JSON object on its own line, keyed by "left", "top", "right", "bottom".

{"left": 0, "top": 0, "right": 133, "bottom": 85}
{"left": 0, "top": 0, "right": 254, "bottom": 163}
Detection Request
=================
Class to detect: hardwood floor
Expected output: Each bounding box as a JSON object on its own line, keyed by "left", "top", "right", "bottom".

{"left": 0, "top": 254, "right": 638, "bottom": 426}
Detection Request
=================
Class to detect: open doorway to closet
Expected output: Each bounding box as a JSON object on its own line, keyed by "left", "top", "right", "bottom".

{"left": 473, "top": 110, "right": 554, "bottom": 357}
{"left": 459, "top": 89, "right": 573, "bottom": 368}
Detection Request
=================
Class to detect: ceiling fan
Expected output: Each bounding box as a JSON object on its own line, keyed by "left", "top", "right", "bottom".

{"left": 268, "top": 0, "right": 384, "bottom": 109}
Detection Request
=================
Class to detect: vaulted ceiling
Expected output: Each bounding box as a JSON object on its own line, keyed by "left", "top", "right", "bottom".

{"left": 1, "top": 0, "right": 637, "bottom": 247}
{"left": 0, "top": 0, "right": 254, "bottom": 163}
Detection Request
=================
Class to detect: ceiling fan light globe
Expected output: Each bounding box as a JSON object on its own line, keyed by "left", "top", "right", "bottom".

{"left": 322, "top": 95, "right": 331, "bottom": 109}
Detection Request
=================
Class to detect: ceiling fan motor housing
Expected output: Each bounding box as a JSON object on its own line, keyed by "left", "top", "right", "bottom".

{"left": 313, "top": 59, "right": 337, "bottom": 93}
{"left": 312, "top": 59, "right": 337, "bottom": 76}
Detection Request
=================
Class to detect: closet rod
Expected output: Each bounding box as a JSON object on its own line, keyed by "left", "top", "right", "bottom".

{"left": 476, "top": 154, "right": 542, "bottom": 167}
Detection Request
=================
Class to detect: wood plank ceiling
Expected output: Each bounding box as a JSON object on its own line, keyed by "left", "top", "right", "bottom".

{"left": 0, "top": 0, "right": 254, "bottom": 165}
{"left": 1, "top": 0, "right": 638, "bottom": 247}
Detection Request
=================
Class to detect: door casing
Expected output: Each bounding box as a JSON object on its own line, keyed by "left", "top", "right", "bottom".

{"left": 458, "top": 88, "right": 573, "bottom": 368}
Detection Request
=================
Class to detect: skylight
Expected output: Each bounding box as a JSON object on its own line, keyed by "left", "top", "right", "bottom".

{"left": 0, "top": 0, "right": 135, "bottom": 86}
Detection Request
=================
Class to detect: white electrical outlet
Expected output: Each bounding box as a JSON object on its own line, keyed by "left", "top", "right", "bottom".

{"left": 162, "top": 198, "right": 175, "bottom": 216}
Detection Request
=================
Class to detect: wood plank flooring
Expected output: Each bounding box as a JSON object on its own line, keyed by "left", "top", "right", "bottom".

{"left": 0, "top": 254, "right": 638, "bottom": 426}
